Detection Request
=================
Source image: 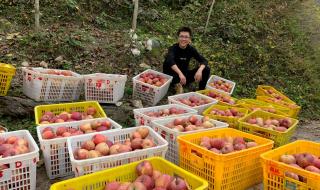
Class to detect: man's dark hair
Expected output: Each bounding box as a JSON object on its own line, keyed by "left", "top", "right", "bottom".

{"left": 177, "top": 27, "right": 192, "bottom": 37}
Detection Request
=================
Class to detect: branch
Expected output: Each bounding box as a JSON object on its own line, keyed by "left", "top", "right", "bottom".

{"left": 204, "top": 0, "right": 215, "bottom": 34}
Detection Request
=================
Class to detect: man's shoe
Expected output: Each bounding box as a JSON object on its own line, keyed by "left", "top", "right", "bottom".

{"left": 175, "top": 83, "right": 184, "bottom": 94}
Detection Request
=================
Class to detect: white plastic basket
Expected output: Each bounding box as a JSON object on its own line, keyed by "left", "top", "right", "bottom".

{"left": 168, "top": 92, "right": 218, "bottom": 114}
{"left": 206, "top": 75, "right": 236, "bottom": 95}
{"left": 133, "top": 69, "right": 173, "bottom": 106}
{"left": 67, "top": 126, "right": 168, "bottom": 176}
{"left": 151, "top": 115, "right": 228, "bottom": 165}
{"left": 0, "top": 130, "right": 39, "bottom": 190}
{"left": 22, "top": 67, "right": 84, "bottom": 101}
{"left": 133, "top": 104, "right": 198, "bottom": 126}
{"left": 36, "top": 118, "right": 122, "bottom": 179}
{"left": 84, "top": 73, "right": 127, "bottom": 104}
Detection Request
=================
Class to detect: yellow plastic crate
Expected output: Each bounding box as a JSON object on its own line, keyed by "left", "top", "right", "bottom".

{"left": 237, "top": 102, "right": 289, "bottom": 117}
{"left": 34, "top": 101, "right": 107, "bottom": 125}
{"left": 238, "top": 110, "right": 299, "bottom": 147}
{"left": 197, "top": 89, "right": 239, "bottom": 107}
{"left": 237, "top": 98, "right": 293, "bottom": 117}
{"left": 178, "top": 128, "right": 274, "bottom": 190}
{"left": 50, "top": 157, "right": 208, "bottom": 190}
{"left": 256, "top": 96, "right": 301, "bottom": 118}
{"left": 203, "top": 104, "right": 249, "bottom": 129}
{"left": 261, "top": 140, "right": 320, "bottom": 190}
{"left": 256, "top": 85, "right": 296, "bottom": 104}
{"left": 0, "top": 63, "right": 16, "bottom": 96}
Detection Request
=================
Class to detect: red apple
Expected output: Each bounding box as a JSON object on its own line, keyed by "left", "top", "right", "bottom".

{"left": 81, "top": 140, "right": 96, "bottom": 151}
{"left": 104, "top": 182, "right": 121, "bottom": 190}
{"left": 155, "top": 174, "right": 172, "bottom": 189}
{"left": 136, "top": 160, "right": 153, "bottom": 176}
{"left": 128, "top": 182, "right": 147, "bottom": 190}
{"left": 93, "top": 134, "right": 107, "bottom": 145}
{"left": 135, "top": 175, "right": 155, "bottom": 190}
{"left": 168, "top": 177, "right": 187, "bottom": 190}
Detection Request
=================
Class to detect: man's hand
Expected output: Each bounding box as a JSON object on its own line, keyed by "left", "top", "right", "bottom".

{"left": 179, "top": 73, "right": 187, "bottom": 85}
{"left": 194, "top": 70, "right": 203, "bottom": 82}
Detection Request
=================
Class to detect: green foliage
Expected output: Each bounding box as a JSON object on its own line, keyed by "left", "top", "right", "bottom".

{"left": 0, "top": 0, "right": 319, "bottom": 119}
{"left": 142, "top": 0, "right": 320, "bottom": 119}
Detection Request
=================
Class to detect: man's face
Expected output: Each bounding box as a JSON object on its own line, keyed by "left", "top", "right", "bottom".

{"left": 178, "top": 31, "right": 191, "bottom": 48}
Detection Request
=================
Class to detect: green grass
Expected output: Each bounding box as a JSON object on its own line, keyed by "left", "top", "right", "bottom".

{"left": 0, "top": 0, "right": 319, "bottom": 126}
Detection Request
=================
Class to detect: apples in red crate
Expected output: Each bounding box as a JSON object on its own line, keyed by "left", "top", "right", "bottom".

{"left": 245, "top": 117, "right": 293, "bottom": 132}
{"left": 0, "top": 136, "right": 30, "bottom": 158}
{"left": 74, "top": 127, "right": 157, "bottom": 160}
{"left": 164, "top": 115, "right": 216, "bottom": 132}
{"left": 138, "top": 72, "right": 168, "bottom": 87}
{"left": 39, "top": 107, "right": 98, "bottom": 124}
{"left": 103, "top": 160, "right": 190, "bottom": 190}
{"left": 198, "top": 136, "right": 258, "bottom": 154}
{"left": 209, "top": 108, "right": 244, "bottom": 118}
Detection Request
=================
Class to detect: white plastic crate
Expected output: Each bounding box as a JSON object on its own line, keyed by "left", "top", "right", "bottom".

{"left": 84, "top": 73, "right": 127, "bottom": 104}
{"left": 168, "top": 92, "right": 218, "bottom": 114}
{"left": 67, "top": 126, "right": 168, "bottom": 176}
{"left": 36, "top": 118, "right": 122, "bottom": 179}
{"left": 151, "top": 115, "right": 228, "bottom": 165}
{"left": 206, "top": 75, "right": 236, "bottom": 95}
{"left": 133, "top": 69, "right": 173, "bottom": 106}
{"left": 0, "top": 130, "right": 39, "bottom": 190}
{"left": 133, "top": 104, "right": 197, "bottom": 126}
{"left": 22, "top": 67, "right": 83, "bottom": 101}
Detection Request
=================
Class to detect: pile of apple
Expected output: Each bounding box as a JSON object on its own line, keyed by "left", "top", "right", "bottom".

{"left": 144, "top": 107, "right": 186, "bottom": 118}
{"left": 177, "top": 96, "right": 212, "bottom": 107}
{"left": 104, "top": 160, "right": 190, "bottom": 190}
{"left": 199, "top": 136, "right": 258, "bottom": 154}
{"left": 279, "top": 153, "right": 320, "bottom": 180}
{"left": 0, "top": 136, "right": 30, "bottom": 158}
{"left": 41, "top": 120, "right": 112, "bottom": 139}
{"left": 74, "top": 128, "right": 156, "bottom": 160}
{"left": 42, "top": 69, "right": 74, "bottom": 76}
{"left": 249, "top": 107, "right": 277, "bottom": 114}
{"left": 264, "top": 97, "right": 297, "bottom": 109}
{"left": 39, "top": 107, "right": 98, "bottom": 124}
{"left": 209, "top": 79, "right": 233, "bottom": 93}
{"left": 263, "top": 88, "right": 286, "bottom": 100}
{"left": 164, "top": 115, "right": 216, "bottom": 132}
{"left": 206, "top": 90, "right": 236, "bottom": 105}
{"left": 209, "top": 108, "right": 244, "bottom": 118}
{"left": 245, "top": 117, "right": 293, "bottom": 132}
{"left": 138, "top": 73, "right": 168, "bottom": 87}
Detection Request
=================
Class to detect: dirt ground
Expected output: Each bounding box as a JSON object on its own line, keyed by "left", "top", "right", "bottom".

{"left": 35, "top": 119, "right": 320, "bottom": 190}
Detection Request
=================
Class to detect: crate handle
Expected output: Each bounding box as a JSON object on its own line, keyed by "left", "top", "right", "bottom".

{"left": 189, "top": 148, "right": 204, "bottom": 168}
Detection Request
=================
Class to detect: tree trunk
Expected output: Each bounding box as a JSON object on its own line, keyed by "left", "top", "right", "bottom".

{"left": 204, "top": 0, "right": 215, "bottom": 34}
{"left": 132, "top": 0, "right": 139, "bottom": 31}
{"left": 35, "top": 0, "right": 40, "bottom": 32}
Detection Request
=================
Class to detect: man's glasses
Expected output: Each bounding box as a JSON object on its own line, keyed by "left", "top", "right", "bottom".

{"left": 179, "top": 35, "right": 190, "bottom": 39}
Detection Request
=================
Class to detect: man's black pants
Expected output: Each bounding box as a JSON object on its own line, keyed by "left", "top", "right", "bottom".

{"left": 163, "top": 65, "right": 211, "bottom": 90}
